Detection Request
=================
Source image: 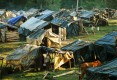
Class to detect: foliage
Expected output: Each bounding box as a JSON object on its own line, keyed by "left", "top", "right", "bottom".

{"left": 0, "top": 0, "right": 117, "bottom": 10}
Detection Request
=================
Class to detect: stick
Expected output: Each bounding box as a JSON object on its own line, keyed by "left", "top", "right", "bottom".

{"left": 43, "top": 72, "right": 49, "bottom": 79}
{"left": 53, "top": 70, "right": 75, "bottom": 78}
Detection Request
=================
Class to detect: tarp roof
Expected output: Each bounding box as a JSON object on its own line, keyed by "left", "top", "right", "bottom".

{"left": 8, "top": 15, "right": 23, "bottom": 25}
{"left": 27, "top": 29, "right": 46, "bottom": 39}
{"left": 0, "top": 23, "right": 6, "bottom": 29}
{"left": 88, "top": 58, "right": 117, "bottom": 77}
{"left": 51, "top": 18, "right": 69, "bottom": 28}
{"left": 80, "top": 10, "right": 96, "bottom": 19}
{"left": 27, "top": 29, "right": 61, "bottom": 47}
{"left": 20, "top": 17, "right": 49, "bottom": 31}
{"left": 6, "top": 44, "right": 39, "bottom": 60}
{"left": 40, "top": 9, "right": 54, "bottom": 15}
{"left": 95, "top": 31, "right": 117, "bottom": 46}
{"left": 0, "top": 11, "right": 4, "bottom": 15}
{"left": 35, "top": 13, "right": 53, "bottom": 21}
{"left": 61, "top": 40, "right": 91, "bottom": 52}
{"left": 54, "top": 9, "right": 70, "bottom": 18}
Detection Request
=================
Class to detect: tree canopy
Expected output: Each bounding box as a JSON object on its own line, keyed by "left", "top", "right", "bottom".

{"left": 0, "top": 0, "right": 117, "bottom": 10}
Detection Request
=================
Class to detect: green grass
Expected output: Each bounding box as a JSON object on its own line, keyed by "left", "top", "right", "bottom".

{"left": 1, "top": 19, "right": 117, "bottom": 80}
{"left": 69, "top": 25, "right": 117, "bottom": 42}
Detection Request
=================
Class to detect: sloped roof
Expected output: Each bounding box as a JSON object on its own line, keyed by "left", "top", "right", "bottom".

{"left": 51, "top": 18, "right": 69, "bottom": 28}
{"left": 61, "top": 40, "right": 91, "bottom": 52}
{"left": 8, "top": 15, "right": 23, "bottom": 25}
{"left": 88, "top": 58, "right": 117, "bottom": 77}
{"left": 95, "top": 31, "right": 117, "bottom": 46}
{"left": 27, "top": 29, "right": 60, "bottom": 47}
{"left": 80, "top": 10, "right": 96, "bottom": 19}
{"left": 20, "top": 17, "right": 49, "bottom": 31}
{"left": 27, "top": 29, "right": 46, "bottom": 39}
{"left": 40, "top": 9, "right": 54, "bottom": 15}
{"left": 35, "top": 13, "right": 53, "bottom": 21}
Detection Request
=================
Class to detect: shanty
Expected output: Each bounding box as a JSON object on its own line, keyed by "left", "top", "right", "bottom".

{"left": 0, "top": 0, "right": 117, "bottom": 80}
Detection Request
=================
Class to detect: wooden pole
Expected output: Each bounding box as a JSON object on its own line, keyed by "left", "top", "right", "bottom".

{"left": 76, "top": 0, "right": 79, "bottom": 11}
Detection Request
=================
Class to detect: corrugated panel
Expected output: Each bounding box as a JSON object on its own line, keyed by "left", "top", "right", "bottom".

{"left": 88, "top": 58, "right": 117, "bottom": 77}
{"left": 61, "top": 40, "right": 91, "bottom": 51}
{"left": 95, "top": 32, "right": 117, "bottom": 46}
{"left": 80, "top": 10, "right": 95, "bottom": 18}
{"left": 20, "top": 17, "right": 49, "bottom": 31}
{"left": 51, "top": 18, "right": 69, "bottom": 28}
{"left": 36, "top": 13, "right": 52, "bottom": 20}
{"left": 28, "top": 29, "right": 45, "bottom": 39}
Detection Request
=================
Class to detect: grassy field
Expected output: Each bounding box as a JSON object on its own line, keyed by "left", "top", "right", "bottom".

{"left": 0, "top": 19, "right": 117, "bottom": 80}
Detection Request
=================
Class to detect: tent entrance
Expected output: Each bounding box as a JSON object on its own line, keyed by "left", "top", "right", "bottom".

{"left": 52, "top": 25, "right": 59, "bottom": 35}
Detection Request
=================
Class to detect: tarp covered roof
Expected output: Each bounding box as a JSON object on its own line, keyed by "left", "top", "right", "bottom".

{"left": 27, "top": 29, "right": 61, "bottom": 47}
{"left": 95, "top": 31, "right": 117, "bottom": 46}
{"left": 8, "top": 15, "right": 23, "bottom": 25}
{"left": 80, "top": 10, "right": 96, "bottom": 19}
{"left": 20, "top": 17, "right": 49, "bottom": 31}
{"left": 40, "top": 9, "right": 54, "bottom": 15}
{"left": 19, "top": 17, "right": 49, "bottom": 36}
{"left": 87, "top": 58, "right": 117, "bottom": 78}
{"left": 35, "top": 13, "right": 53, "bottom": 21}
{"left": 61, "top": 40, "right": 91, "bottom": 52}
{"left": 93, "top": 32, "right": 117, "bottom": 62}
{"left": 51, "top": 18, "right": 69, "bottom": 28}
{"left": 6, "top": 44, "right": 56, "bottom": 69}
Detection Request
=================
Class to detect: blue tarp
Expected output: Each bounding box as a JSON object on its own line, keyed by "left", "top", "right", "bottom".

{"left": 8, "top": 15, "right": 23, "bottom": 25}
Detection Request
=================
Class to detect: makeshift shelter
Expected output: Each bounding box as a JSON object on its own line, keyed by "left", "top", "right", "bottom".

{"left": 8, "top": 15, "right": 27, "bottom": 26}
{"left": 6, "top": 44, "right": 56, "bottom": 70}
{"left": 40, "top": 9, "right": 54, "bottom": 15}
{"left": 61, "top": 40, "right": 94, "bottom": 65}
{"left": 16, "top": 8, "right": 39, "bottom": 18}
{"left": 94, "top": 31, "right": 117, "bottom": 62}
{"left": 86, "top": 58, "right": 117, "bottom": 80}
{"left": 0, "top": 22, "right": 19, "bottom": 42}
{"left": 0, "top": 10, "right": 16, "bottom": 22}
{"left": 19, "top": 17, "right": 49, "bottom": 40}
{"left": 26, "top": 29, "right": 61, "bottom": 48}
{"left": 35, "top": 13, "right": 53, "bottom": 21}
{"left": 0, "top": 23, "right": 7, "bottom": 42}
{"left": 54, "top": 51, "right": 74, "bottom": 70}
{"left": 53, "top": 9, "right": 70, "bottom": 18}
{"left": 51, "top": 18, "right": 79, "bottom": 40}
{"left": 80, "top": 10, "right": 96, "bottom": 19}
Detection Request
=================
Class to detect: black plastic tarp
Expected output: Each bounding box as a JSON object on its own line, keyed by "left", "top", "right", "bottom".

{"left": 51, "top": 18, "right": 68, "bottom": 28}
{"left": 94, "top": 32, "right": 117, "bottom": 62}
{"left": 35, "top": 13, "right": 53, "bottom": 21}
{"left": 61, "top": 40, "right": 95, "bottom": 64}
{"left": 87, "top": 58, "right": 117, "bottom": 80}
{"left": 51, "top": 18, "right": 79, "bottom": 37}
